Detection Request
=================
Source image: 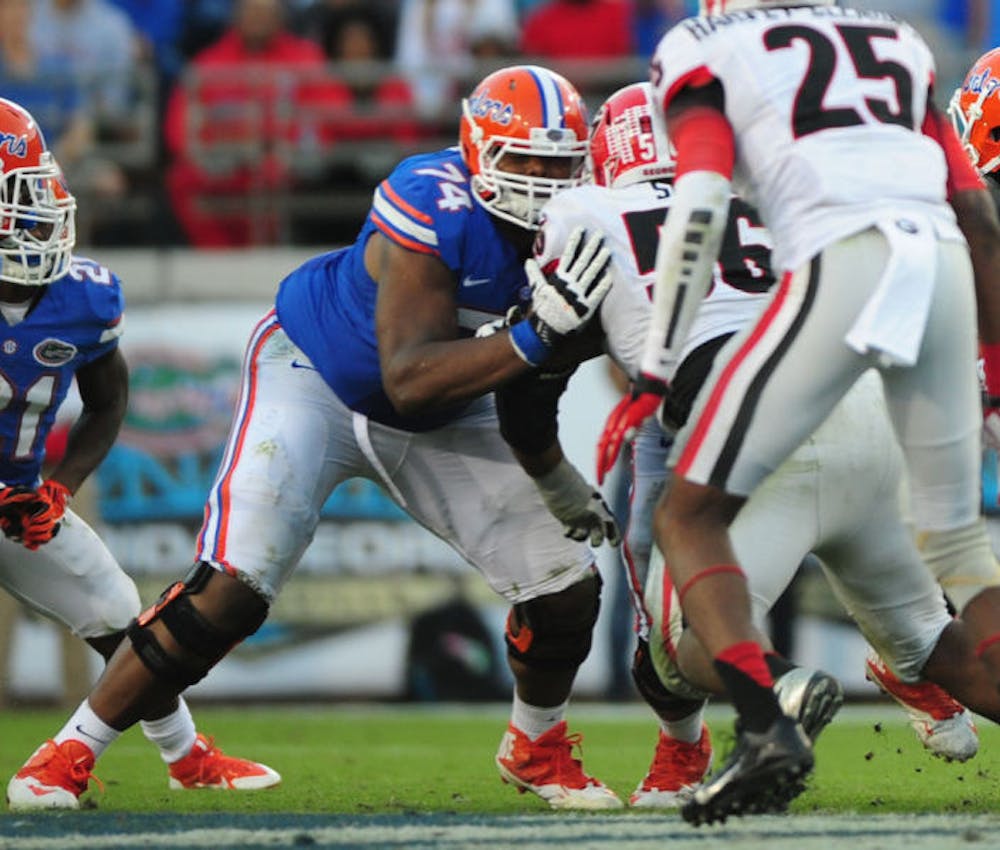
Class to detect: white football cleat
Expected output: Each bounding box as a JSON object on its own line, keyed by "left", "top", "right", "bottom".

{"left": 865, "top": 650, "right": 978, "bottom": 762}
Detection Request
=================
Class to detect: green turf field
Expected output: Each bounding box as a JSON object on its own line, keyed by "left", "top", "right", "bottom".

{"left": 1, "top": 703, "right": 997, "bottom": 816}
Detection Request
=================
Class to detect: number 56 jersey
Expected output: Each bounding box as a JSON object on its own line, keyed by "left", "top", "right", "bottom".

{"left": 650, "top": 6, "right": 963, "bottom": 272}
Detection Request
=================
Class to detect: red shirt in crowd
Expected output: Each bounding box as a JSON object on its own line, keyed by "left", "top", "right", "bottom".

{"left": 164, "top": 28, "right": 351, "bottom": 160}
{"left": 520, "top": 0, "right": 633, "bottom": 59}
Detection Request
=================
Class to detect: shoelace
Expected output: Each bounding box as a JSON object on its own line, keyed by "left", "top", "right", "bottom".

{"left": 186, "top": 736, "right": 225, "bottom": 783}
{"left": 30, "top": 740, "right": 104, "bottom": 795}
{"left": 644, "top": 735, "right": 706, "bottom": 789}
{"left": 537, "top": 731, "right": 593, "bottom": 786}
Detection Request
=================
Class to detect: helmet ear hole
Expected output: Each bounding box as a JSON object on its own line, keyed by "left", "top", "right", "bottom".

{"left": 990, "top": 126, "right": 1000, "bottom": 143}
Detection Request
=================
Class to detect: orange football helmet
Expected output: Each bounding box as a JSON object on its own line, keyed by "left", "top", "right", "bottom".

{"left": 949, "top": 47, "right": 1000, "bottom": 177}
{"left": 459, "top": 65, "right": 589, "bottom": 229}
{"left": 0, "top": 98, "right": 75, "bottom": 285}
{"left": 589, "top": 82, "right": 675, "bottom": 190}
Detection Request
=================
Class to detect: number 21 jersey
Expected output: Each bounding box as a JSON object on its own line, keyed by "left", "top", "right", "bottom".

{"left": 650, "top": 6, "right": 962, "bottom": 272}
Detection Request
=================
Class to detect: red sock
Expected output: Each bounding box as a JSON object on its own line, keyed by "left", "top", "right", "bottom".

{"left": 716, "top": 641, "right": 774, "bottom": 688}
{"left": 714, "top": 641, "right": 781, "bottom": 733}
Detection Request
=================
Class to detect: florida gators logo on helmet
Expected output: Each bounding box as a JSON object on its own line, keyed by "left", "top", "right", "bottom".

{"left": 459, "top": 65, "right": 589, "bottom": 230}
{"left": 949, "top": 47, "right": 1000, "bottom": 177}
{"left": 0, "top": 98, "right": 76, "bottom": 286}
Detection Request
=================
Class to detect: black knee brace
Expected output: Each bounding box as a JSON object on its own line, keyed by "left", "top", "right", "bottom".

{"left": 126, "top": 563, "right": 269, "bottom": 690}
{"left": 505, "top": 572, "right": 602, "bottom": 671}
{"left": 631, "top": 638, "right": 705, "bottom": 720}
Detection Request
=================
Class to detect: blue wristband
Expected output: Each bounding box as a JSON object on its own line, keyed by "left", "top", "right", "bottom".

{"left": 509, "top": 320, "right": 550, "bottom": 366}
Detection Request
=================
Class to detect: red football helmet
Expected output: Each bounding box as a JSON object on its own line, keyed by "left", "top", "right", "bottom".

{"left": 0, "top": 98, "right": 76, "bottom": 286}
{"left": 589, "top": 82, "right": 675, "bottom": 190}
{"left": 459, "top": 65, "right": 589, "bottom": 229}
{"left": 949, "top": 48, "right": 1000, "bottom": 177}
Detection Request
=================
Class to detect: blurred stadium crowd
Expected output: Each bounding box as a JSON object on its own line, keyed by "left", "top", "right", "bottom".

{"left": 6, "top": 0, "right": 996, "bottom": 249}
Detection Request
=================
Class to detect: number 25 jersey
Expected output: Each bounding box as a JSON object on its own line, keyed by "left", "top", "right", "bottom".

{"left": 650, "top": 6, "right": 963, "bottom": 272}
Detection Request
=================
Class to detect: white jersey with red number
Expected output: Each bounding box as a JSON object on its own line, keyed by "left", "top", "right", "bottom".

{"left": 650, "top": 6, "right": 963, "bottom": 271}
{"left": 535, "top": 181, "right": 774, "bottom": 378}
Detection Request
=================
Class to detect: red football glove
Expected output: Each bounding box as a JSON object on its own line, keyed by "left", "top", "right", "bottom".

{"left": 19, "top": 479, "right": 70, "bottom": 550}
{"left": 596, "top": 375, "right": 667, "bottom": 485}
{"left": 0, "top": 485, "right": 44, "bottom": 541}
{"left": 980, "top": 345, "right": 1000, "bottom": 451}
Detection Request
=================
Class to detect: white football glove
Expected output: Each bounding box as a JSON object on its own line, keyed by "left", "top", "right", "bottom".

{"left": 533, "top": 458, "right": 622, "bottom": 547}
{"left": 525, "top": 226, "right": 613, "bottom": 344}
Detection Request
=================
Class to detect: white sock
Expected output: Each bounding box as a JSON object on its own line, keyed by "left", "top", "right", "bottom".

{"left": 54, "top": 700, "right": 121, "bottom": 760}
{"left": 511, "top": 693, "right": 568, "bottom": 740}
{"left": 139, "top": 697, "right": 198, "bottom": 764}
{"left": 661, "top": 705, "right": 706, "bottom": 744}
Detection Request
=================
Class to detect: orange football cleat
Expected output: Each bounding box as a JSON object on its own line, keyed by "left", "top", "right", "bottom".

{"left": 168, "top": 734, "right": 281, "bottom": 790}
{"left": 629, "top": 724, "right": 712, "bottom": 808}
{"left": 496, "top": 721, "right": 622, "bottom": 810}
{"left": 7, "top": 739, "right": 99, "bottom": 811}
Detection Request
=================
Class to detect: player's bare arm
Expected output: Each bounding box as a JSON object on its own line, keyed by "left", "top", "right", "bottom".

{"left": 951, "top": 188, "right": 1000, "bottom": 344}
{"left": 495, "top": 366, "right": 620, "bottom": 547}
{"left": 369, "top": 223, "right": 613, "bottom": 417}
{"left": 367, "top": 231, "right": 533, "bottom": 416}
{"left": 48, "top": 347, "right": 128, "bottom": 494}
{"left": 923, "top": 100, "right": 1000, "bottom": 345}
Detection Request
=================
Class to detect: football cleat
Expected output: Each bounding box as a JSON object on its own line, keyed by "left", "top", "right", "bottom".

{"left": 865, "top": 651, "right": 979, "bottom": 762}
{"left": 629, "top": 723, "right": 712, "bottom": 808}
{"left": 7, "top": 739, "right": 98, "bottom": 811}
{"left": 681, "top": 714, "right": 813, "bottom": 826}
{"left": 774, "top": 667, "right": 844, "bottom": 742}
{"left": 167, "top": 734, "right": 281, "bottom": 790}
{"left": 496, "top": 721, "right": 623, "bottom": 810}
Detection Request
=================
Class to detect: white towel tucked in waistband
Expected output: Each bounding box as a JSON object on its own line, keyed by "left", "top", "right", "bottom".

{"left": 845, "top": 214, "right": 937, "bottom": 367}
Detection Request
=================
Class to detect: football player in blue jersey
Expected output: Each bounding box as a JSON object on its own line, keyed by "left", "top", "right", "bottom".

{"left": 0, "top": 97, "right": 281, "bottom": 811}
{"left": 11, "top": 66, "right": 626, "bottom": 810}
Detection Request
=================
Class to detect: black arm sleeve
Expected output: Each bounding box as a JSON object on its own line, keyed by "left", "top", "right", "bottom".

{"left": 495, "top": 368, "right": 575, "bottom": 455}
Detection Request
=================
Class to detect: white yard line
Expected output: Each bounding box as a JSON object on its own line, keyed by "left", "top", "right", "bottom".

{"left": 2, "top": 814, "right": 999, "bottom": 850}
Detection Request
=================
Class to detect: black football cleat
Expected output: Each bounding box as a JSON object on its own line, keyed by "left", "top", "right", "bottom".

{"left": 681, "top": 714, "right": 814, "bottom": 826}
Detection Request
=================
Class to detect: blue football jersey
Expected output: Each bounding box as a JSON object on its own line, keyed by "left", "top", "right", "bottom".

{"left": 276, "top": 147, "right": 531, "bottom": 431}
{"left": 0, "top": 255, "right": 124, "bottom": 485}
